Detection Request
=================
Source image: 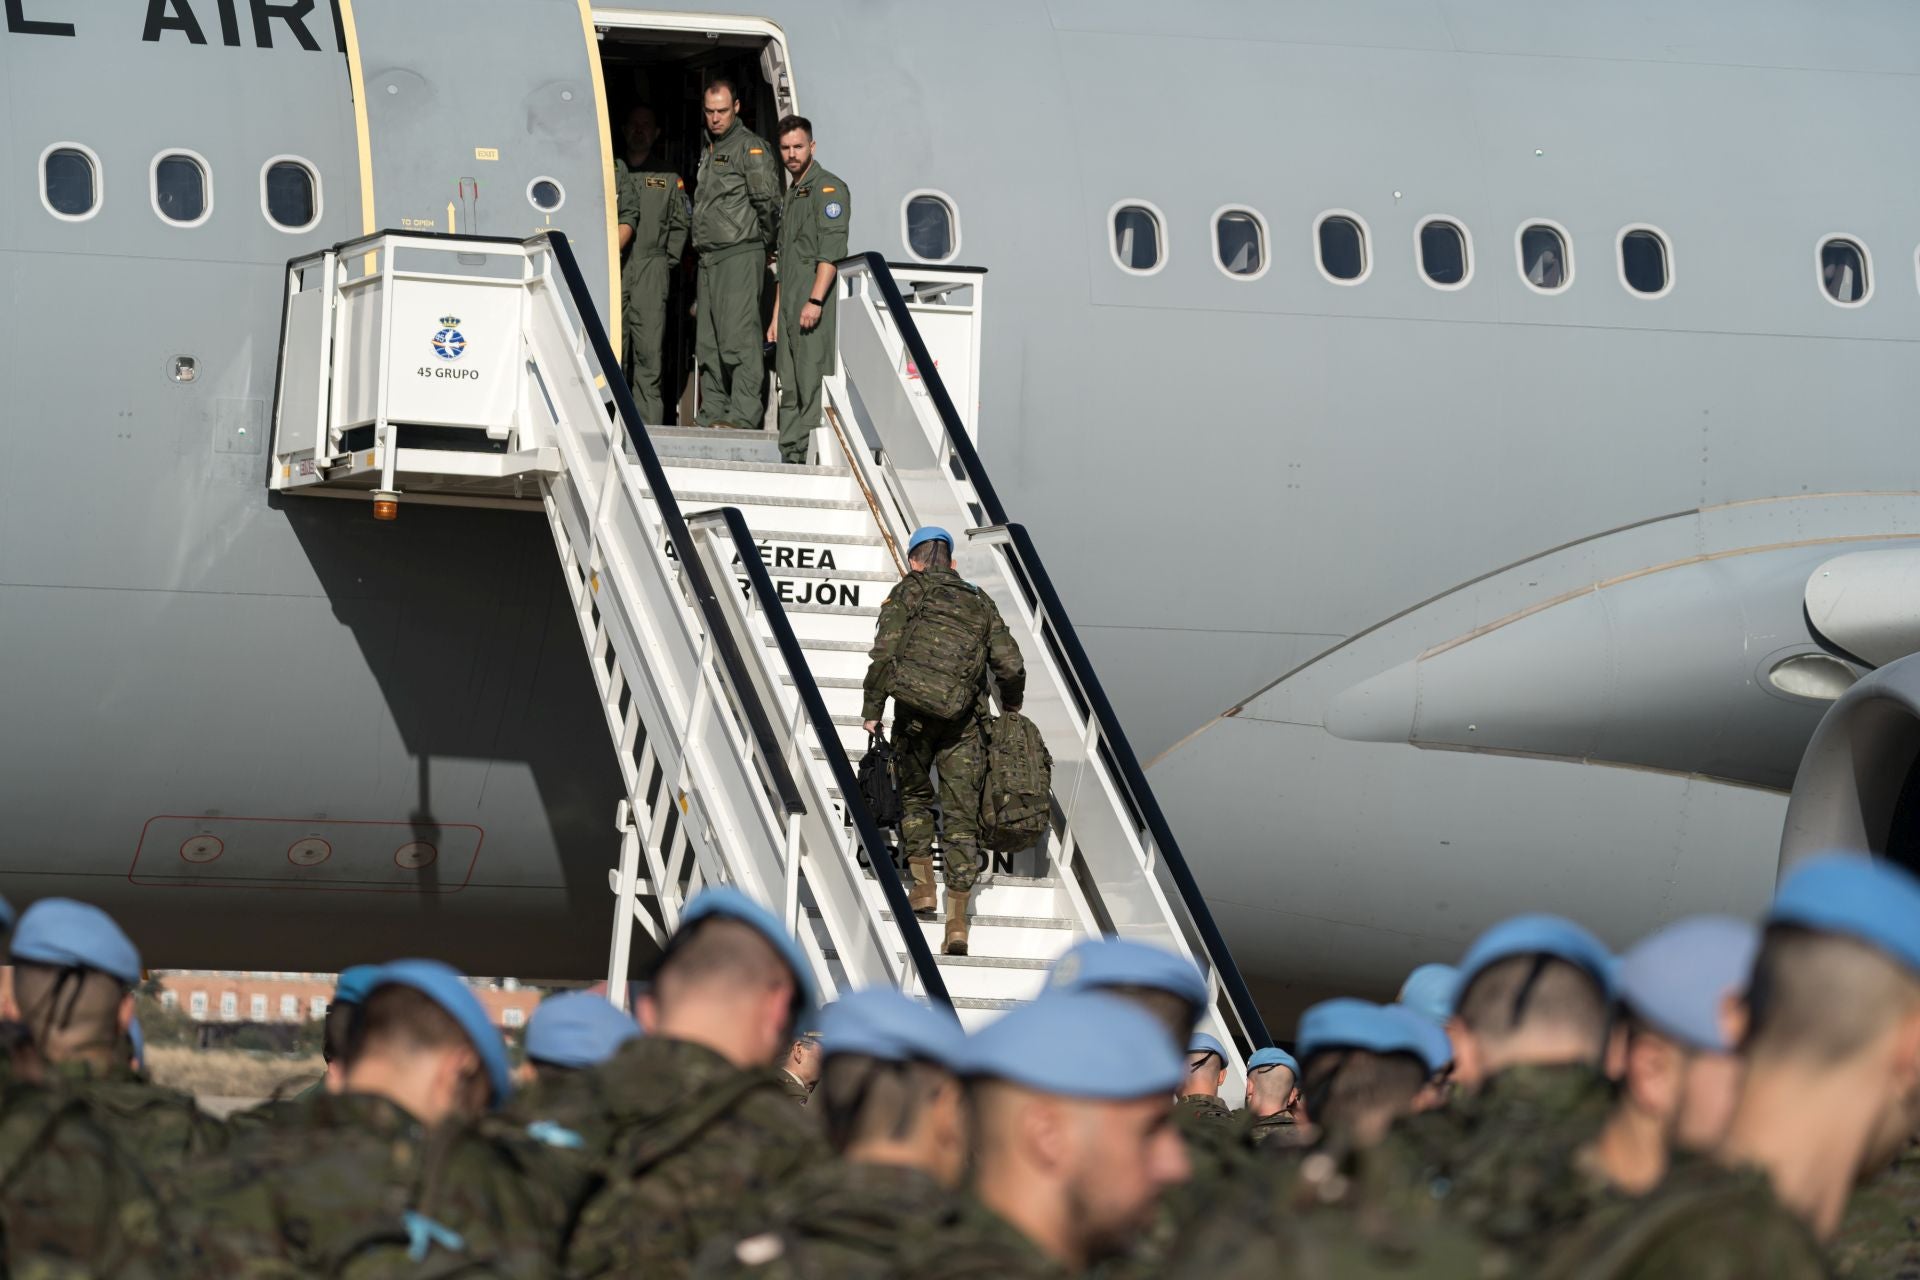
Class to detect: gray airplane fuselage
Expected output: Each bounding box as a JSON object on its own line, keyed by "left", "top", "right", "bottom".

{"left": 4, "top": 1, "right": 1913, "bottom": 1011}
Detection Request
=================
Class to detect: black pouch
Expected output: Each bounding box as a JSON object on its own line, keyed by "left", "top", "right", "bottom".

{"left": 856, "top": 732, "right": 904, "bottom": 827}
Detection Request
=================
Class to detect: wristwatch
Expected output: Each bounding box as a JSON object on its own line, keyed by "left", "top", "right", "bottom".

{"left": 808, "top": 296, "right": 827, "bottom": 306}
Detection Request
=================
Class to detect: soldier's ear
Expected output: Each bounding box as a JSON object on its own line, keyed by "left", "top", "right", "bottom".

{"left": 1718, "top": 992, "right": 1749, "bottom": 1053}
{"left": 637, "top": 991, "right": 661, "bottom": 1034}
{"left": 116, "top": 991, "right": 135, "bottom": 1036}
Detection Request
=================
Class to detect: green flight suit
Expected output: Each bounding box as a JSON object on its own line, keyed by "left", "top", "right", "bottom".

{"left": 901, "top": 1194, "right": 1070, "bottom": 1280}
{"left": 860, "top": 565, "right": 1026, "bottom": 897}
{"left": 693, "top": 119, "right": 780, "bottom": 432}
{"left": 169, "top": 1090, "right": 575, "bottom": 1277}
{"left": 565, "top": 1035, "right": 830, "bottom": 1280}
{"left": 617, "top": 154, "right": 690, "bottom": 425}
{"left": 773, "top": 162, "right": 850, "bottom": 463}
{"left": 1830, "top": 1135, "right": 1920, "bottom": 1276}
{"left": 43, "top": 1058, "right": 228, "bottom": 1168}
{"left": 693, "top": 1159, "right": 966, "bottom": 1280}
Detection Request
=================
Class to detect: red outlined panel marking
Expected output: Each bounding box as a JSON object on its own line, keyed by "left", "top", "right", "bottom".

{"left": 132, "top": 815, "right": 484, "bottom": 893}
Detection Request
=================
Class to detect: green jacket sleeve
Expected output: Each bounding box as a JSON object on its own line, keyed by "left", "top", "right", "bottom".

{"left": 666, "top": 176, "right": 691, "bottom": 262}
{"left": 862, "top": 581, "right": 912, "bottom": 722}
{"left": 744, "top": 146, "right": 782, "bottom": 248}
{"left": 816, "top": 180, "right": 850, "bottom": 263}
{"left": 615, "top": 161, "right": 641, "bottom": 233}
{"left": 986, "top": 602, "right": 1026, "bottom": 710}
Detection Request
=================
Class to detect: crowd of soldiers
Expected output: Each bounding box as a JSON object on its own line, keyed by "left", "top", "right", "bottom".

{"left": 615, "top": 79, "right": 848, "bottom": 464}
{"left": 2, "top": 849, "right": 1919, "bottom": 1275}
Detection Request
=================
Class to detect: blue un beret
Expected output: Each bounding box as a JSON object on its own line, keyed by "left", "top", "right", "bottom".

{"left": 11, "top": 899, "right": 141, "bottom": 985}
{"left": 1383, "top": 1004, "right": 1455, "bottom": 1073}
{"left": 1045, "top": 938, "right": 1209, "bottom": 1013}
{"left": 907, "top": 526, "right": 953, "bottom": 555}
{"left": 1397, "top": 963, "right": 1459, "bottom": 1027}
{"left": 1453, "top": 914, "right": 1617, "bottom": 1013}
{"left": 818, "top": 988, "right": 967, "bottom": 1070}
{"left": 1248, "top": 1046, "right": 1299, "bottom": 1076}
{"left": 1188, "top": 1032, "right": 1228, "bottom": 1064}
{"left": 525, "top": 991, "right": 641, "bottom": 1069}
{"left": 333, "top": 965, "right": 382, "bottom": 1007}
{"left": 676, "top": 886, "right": 819, "bottom": 1024}
{"left": 962, "top": 993, "right": 1185, "bottom": 1098}
{"left": 1617, "top": 916, "right": 1759, "bottom": 1053}
{"left": 368, "top": 959, "right": 514, "bottom": 1109}
{"left": 1770, "top": 852, "right": 1920, "bottom": 979}
{"left": 1297, "top": 999, "right": 1452, "bottom": 1075}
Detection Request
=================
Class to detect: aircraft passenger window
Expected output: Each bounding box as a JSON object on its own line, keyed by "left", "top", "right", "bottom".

{"left": 905, "top": 193, "right": 957, "bottom": 262}
{"left": 153, "top": 152, "right": 209, "bottom": 226}
{"left": 1112, "top": 204, "right": 1163, "bottom": 273}
{"left": 263, "top": 160, "right": 317, "bottom": 230}
{"left": 528, "top": 177, "right": 564, "bottom": 212}
{"left": 42, "top": 146, "right": 97, "bottom": 219}
{"left": 1519, "top": 223, "right": 1571, "bottom": 292}
{"left": 1619, "top": 228, "right": 1670, "bottom": 296}
{"left": 1214, "top": 209, "right": 1265, "bottom": 278}
{"left": 1419, "top": 219, "right": 1469, "bottom": 287}
{"left": 1821, "top": 238, "right": 1869, "bottom": 305}
{"left": 1316, "top": 214, "right": 1368, "bottom": 283}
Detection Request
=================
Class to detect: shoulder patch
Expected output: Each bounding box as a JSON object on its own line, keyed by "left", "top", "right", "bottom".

{"left": 821, "top": 185, "right": 836, "bottom": 194}
{"left": 525, "top": 1120, "right": 585, "bottom": 1149}
{"left": 735, "top": 1233, "right": 785, "bottom": 1265}
{"left": 824, "top": 201, "right": 843, "bottom": 220}
{"left": 676, "top": 177, "right": 684, "bottom": 188}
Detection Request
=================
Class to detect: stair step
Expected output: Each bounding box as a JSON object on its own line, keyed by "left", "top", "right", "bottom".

{"left": 662, "top": 493, "right": 873, "bottom": 537}
{"left": 662, "top": 490, "right": 863, "bottom": 511}
{"left": 662, "top": 462, "right": 853, "bottom": 501}
{"left": 773, "top": 636, "right": 870, "bottom": 652}
{"left": 951, "top": 996, "right": 1021, "bottom": 1011}
{"left": 666, "top": 456, "right": 849, "bottom": 477}
{"left": 915, "top": 953, "right": 1052, "bottom": 970}
{"left": 648, "top": 426, "right": 781, "bottom": 463}
{"left": 786, "top": 674, "right": 864, "bottom": 689}
{"left": 880, "top": 911, "right": 1074, "bottom": 930}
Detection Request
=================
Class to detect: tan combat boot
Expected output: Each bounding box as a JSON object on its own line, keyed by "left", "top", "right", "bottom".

{"left": 943, "top": 889, "right": 971, "bottom": 956}
{"left": 906, "top": 859, "right": 938, "bottom": 918}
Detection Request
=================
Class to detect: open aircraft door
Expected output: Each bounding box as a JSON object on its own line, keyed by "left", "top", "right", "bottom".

{"left": 340, "top": 0, "right": 618, "bottom": 326}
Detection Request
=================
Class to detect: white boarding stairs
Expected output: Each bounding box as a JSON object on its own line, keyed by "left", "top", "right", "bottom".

{"left": 268, "top": 230, "right": 1268, "bottom": 1088}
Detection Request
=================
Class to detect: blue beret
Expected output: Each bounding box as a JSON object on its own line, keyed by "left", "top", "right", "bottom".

{"left": 128, "top": 1015, "right": 146, "bottom": 1074}
{"left": 1188, "top": 1032, "right": 1228, "bottom": 1064}
{"left": 1770, "top": 853, "right": 1920, "bottom": 978}
{"left": 1617, "top": 916, "right": 1759, "bottom": 1053}
{"left": 1453, "top": 914, "right": 1616, "bottom": 1012}
{"left": 961, "top": 993, "right": 1184, "bottom": 1098}
{"left": 676, "top": 886, "right": 819, "bottom": 1023}
{"left": 11, "top": 899, "right": 141, "bottom": 985}
{"left": 1397, "top": 963, "right": 1459, "bottom": 1026}
{"left": 907, "top": 526, "right": 953, "bottom": 554}
{"left": 1248, "top": 1046, "right": 1299, "bottom": 1076}
{"left": 368, "top": 960, "right": 513, "bottom": 1109}
{"left": 525, "top": 991, "right": 641, "bottom": 1069}
{"left": 1045, "top": 938, "right": 1208, "bottom": 1013}
{"left": 333, "top": 965, "right": 382, "bottom": 1007}
{"left": 1299, "top": 998, "right": 1451, "bottom": 1074}
{"left": 818, "top": 988, "right": 967, "bottom": 1070}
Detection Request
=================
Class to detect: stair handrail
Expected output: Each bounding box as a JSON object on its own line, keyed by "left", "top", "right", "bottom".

{"left": 688, "top": 507, "right": 953, "bottom": 1008}
{"left": 833, "top": 253, "right": 1273, "bottom": 1049}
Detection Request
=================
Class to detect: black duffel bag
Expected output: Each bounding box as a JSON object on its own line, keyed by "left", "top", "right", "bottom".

{"left": 857, "top": 731, "right": 904, "bottom": 827}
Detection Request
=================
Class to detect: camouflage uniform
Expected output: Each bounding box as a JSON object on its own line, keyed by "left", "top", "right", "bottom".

{"left": 1538, "top": 1157, "right": 1827, "bottom": 1280}
{"left": 693, "top": 1159, "right": 965, "bottom": 1280}
{"left": 44, "top": 1058, "right": 228, "bottom": 1166}
{"left": 1830, "top": 1135, "right": 1920, "bottom": 1277}
{"left": 1097, "top": 1094, "right": 1254, "bottom": 1280}
{"left": 901, "top": 1195, "right": 1069, "bottom": 1280}
{"left": 0, "top": 1081, "right": 176, "bottom": 1279}
{"left": 565, "top": 1035, "right": 830, "bottom": 1279}
{"left": 777, "top": 1069, "right": 811, "bottom": 1105}
{"left": 1246, "top": 1110, "right": 1308, "bottom": 1148}
{"left": 170, "top": 1089, "right": 574, "bottom": 1277}
{"left": 860, "top": 565, "right": 1026, "bottom": 897}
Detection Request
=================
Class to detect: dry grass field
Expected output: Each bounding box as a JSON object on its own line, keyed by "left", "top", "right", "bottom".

{"left": 148, "top": 1045, "right": 322, "bottom": 1104}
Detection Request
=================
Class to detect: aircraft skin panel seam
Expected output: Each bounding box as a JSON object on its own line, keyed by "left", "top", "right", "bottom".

{"left": 335, "top": 0, "right": 376, "bottom": 236}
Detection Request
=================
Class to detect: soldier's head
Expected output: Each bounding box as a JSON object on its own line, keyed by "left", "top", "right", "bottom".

{"left": 517, "top": 989, "right": 640, "bottom": 1086}
{"left": 905, "top": 526, "right": 954, "bottom": 573}
{"left": 1602, "top": 917, "right": 1757, "bottom": 1180}
{"left": 342, "top": 961, "right": 512, "bottom": 1127}
{"left": 784, "top": 1031, "right": 823, "bottom": 1090}
{"left": 814, "top": 989, "right": 970, "bottom": 1186}
{"left": 640, "top": 887, "right": 817, "bottom": 1071}
{"left": 703, "top": 80, "right": 740, "bottom": 137}
{"left": 776, "top": 115, "right": 814, "bottom": 178}
{"left": 1294, "top": 1001, "right": 1449, "bottom": 1148}
{"left": 1183, "top": 1033, "right": 1227, "bottom": 1099}
{"left": 320, "top": 964, "right": 380, "bottom": 1092}
{"left": 1447, "top": 915, "right": 1616, "bottom": 1091}
{"left": 964, "top": 993, "right": 1189, "bottom": 1270}
{"left": 1244, "top": 1046, "right": 1300, "bottom": 1119}
{"left": 7, "top": 899, "right": 140, "bottom": 1068}
{"left": 1043, "top": 937, "right": 1209, "bottom": 1049}
{"left": 624, "top": 104, "right": 660, "bottom": 159}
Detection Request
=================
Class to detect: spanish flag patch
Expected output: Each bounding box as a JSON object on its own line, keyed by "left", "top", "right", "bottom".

{"left": 749, "top": 148, "right": 763, "bottom": 155}
{"left": 822, "top": 186, "right": 836, "bottom": 193}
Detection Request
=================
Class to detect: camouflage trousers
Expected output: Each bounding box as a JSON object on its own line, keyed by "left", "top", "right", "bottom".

{"left": 893, "top": 710, "right": 985, "bottom": 893}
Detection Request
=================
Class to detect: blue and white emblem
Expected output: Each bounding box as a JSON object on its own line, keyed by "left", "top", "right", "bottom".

{"left": 432, "top": 314, "right": 467, "bottom": 360}
{"left": 824, "top": 201, "right": 843, "bottom": 220}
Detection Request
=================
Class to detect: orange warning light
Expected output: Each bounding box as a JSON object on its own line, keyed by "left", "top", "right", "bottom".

{"left": 372, "top": 490, "right": 399, "bottom": 521}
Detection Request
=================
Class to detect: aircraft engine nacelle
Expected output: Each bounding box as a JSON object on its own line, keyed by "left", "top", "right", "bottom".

{"left": 1780, "top": 651, "right": 1920, "bottom": 878}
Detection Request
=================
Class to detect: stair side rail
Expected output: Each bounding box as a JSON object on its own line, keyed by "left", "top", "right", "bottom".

{"left": 826, "top": 253, "right": 1272, "bottom": 1068}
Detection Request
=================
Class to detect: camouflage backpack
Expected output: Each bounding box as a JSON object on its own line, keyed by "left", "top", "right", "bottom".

{"left": 886, "top": 577, "right": 993, "bottom": 722}
{"left": 980, "top": 711, "right": 1051, "bottom": 853}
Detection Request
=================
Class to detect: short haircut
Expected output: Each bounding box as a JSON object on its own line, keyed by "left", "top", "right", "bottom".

{"left": 1246, "top": 1061, "right": 1296, "bottom": 1109}
{"left": 776, "top": 115, "right": 812, "bottom": 140}
{"left": 1745, "top": 925, "right": 1920, "bottom": 1066}
{"left": 705, "top": 78, "right": 739, "bottom": 104}
{"left": 910, "top": 539, "right": 953, "bottom": 571}
{"left": 654, "top": 917, "right": 792, "bottom": 1014}
{"left": 343, "top": 985, "right": 469, "bottom": 1069}
{"left": 1300, "top": 1048, "right": 1427, "bottom": 1133}
{"left": 1454, "top": 954, "right": 1610, "bottom": 1049}
{"left": 321, "top": 999, "right": 360, "bottom": 1064}
{"left": 14, "top": 962, "right": 126, "bottom": 1056}
{"left": 817, "top": 1053, "right": 950, "bottom": 1153}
